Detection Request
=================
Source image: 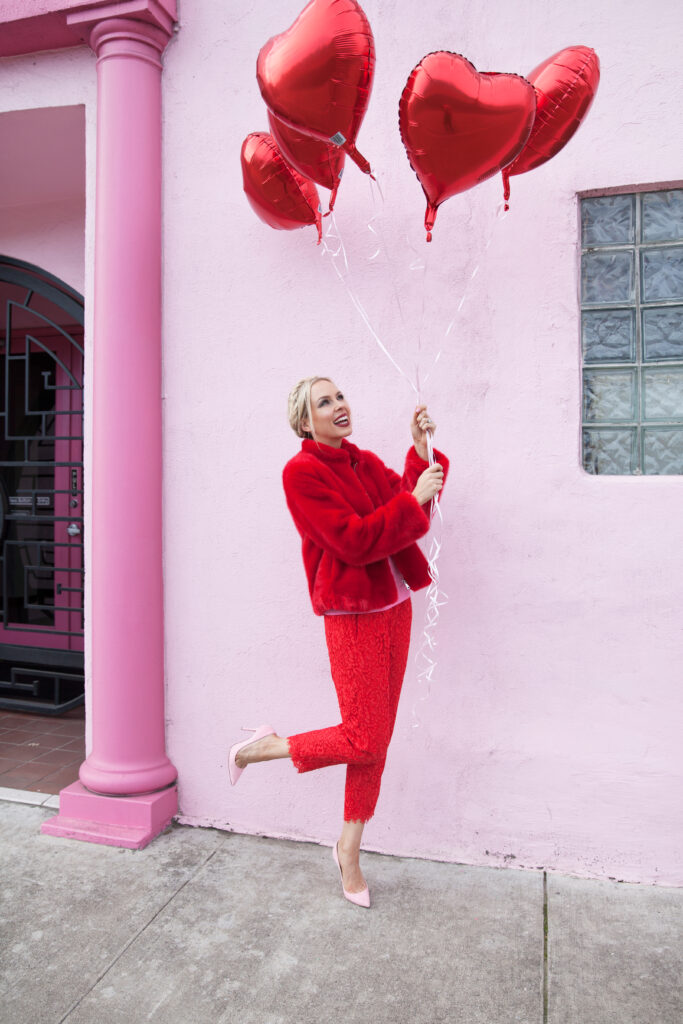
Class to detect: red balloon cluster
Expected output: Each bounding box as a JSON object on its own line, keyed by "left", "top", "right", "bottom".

{"left": 241, "top": 8, "right": 600, "bottom": 246}
{"left": 241, "top": 0, "right": 375, "bottom": 244}
{"left": 399, "top": 45, "right": 600, "bottom": 240}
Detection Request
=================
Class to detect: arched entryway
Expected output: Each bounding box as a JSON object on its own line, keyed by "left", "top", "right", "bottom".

{"left": 0, "top": 256, "right": 84, "bottom": 715}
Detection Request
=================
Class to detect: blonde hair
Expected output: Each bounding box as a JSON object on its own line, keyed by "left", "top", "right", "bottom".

{"left": 288, "top": 376, "right": 332, "bottom": 439}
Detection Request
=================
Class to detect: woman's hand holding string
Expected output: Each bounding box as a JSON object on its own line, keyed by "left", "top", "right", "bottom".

{"left": 413, "top": 464, "right": 444, "bottom": 505}
{"left": 411, "top": 405, "right": 436, "bottom": 461}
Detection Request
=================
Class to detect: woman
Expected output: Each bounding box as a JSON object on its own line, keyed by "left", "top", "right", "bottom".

{"left": 228, "top": 376, "right": 448, "bottom": 907}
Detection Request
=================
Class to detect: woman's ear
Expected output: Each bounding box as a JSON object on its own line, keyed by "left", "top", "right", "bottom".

{"left": 301, "top": 417, "right": 310, "bottom": 434}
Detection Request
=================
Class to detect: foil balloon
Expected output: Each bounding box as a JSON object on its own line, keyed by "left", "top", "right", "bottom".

{"left": 241, "top": 132, "right": 322, "bottom": 244}
{"left": 257, "top": 0, "right": 375, "bottom": 176}
{"left": 399, "top": 52, "right": 536, "bottom": 241}
{"left": 502, "top": 46, "right": 600, "bottom": 204}
{"left": 268, "top": 112, "right": 345, "bottom": 212}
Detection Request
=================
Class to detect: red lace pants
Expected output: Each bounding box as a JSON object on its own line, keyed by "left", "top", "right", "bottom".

{"left": 288, "top": 598, "right": 412, "bottom": 823}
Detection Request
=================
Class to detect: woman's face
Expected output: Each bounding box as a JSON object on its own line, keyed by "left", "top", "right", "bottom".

{"left": 304, "top": 379, "right": 352, "bottom": 448}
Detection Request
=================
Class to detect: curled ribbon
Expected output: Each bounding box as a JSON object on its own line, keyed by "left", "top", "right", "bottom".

{"left": 410, "top": 424, "right": 448, "bottom": 726}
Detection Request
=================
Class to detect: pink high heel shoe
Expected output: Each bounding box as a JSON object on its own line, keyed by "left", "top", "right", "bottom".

{"left": 332, "top": 842, "right": 371, "bottom": 908}
{"left": 228, "top": 724, "right": 276, "bottom": 786}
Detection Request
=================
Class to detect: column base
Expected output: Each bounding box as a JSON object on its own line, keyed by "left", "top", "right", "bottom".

{"left": 40, "top": 781, "right": 177, "bottom": 850}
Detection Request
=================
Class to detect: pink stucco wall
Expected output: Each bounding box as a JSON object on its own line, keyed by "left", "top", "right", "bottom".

{"left": 162, "top": 0, "right": 682, "bottom": 885}
{"left": 1, "top": 1, "right": 681, "bottom": 883}
{"left": 1, "top": 195, "right": 85, "bottom": 288}
{"left": 0, "top": 82, "right": 90, "bottom": 294}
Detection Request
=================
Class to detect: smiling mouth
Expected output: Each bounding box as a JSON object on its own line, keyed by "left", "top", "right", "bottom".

{"left": 334, "top": 416, "right": 350, "bottom": 426}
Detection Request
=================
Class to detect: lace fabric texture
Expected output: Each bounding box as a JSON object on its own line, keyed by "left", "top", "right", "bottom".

{"left": 288, "top": 599, "right": 412, "bottom": 822}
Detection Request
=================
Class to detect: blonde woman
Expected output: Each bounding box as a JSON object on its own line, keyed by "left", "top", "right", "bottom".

{"left": 229, "top": 377, "right": 448, "bottom": 907}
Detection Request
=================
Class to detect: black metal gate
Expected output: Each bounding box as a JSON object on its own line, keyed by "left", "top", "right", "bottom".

{"left": 0, "top": 257, "right": 84, "bottom": 714}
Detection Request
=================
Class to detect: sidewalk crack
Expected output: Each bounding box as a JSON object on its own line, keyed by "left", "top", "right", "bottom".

{"left": 58, "top": 839, "right": 225, "bottom": 1023}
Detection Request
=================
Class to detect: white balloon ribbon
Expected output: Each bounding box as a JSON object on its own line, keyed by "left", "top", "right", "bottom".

{"left": 320, "top": 210, "right": 419, "bottom": 395}
{"left": 320, "top": 183, "right": 508, "bottom": 726}
{"left": 410, "top": 424, "right": 448, "bottom": 726}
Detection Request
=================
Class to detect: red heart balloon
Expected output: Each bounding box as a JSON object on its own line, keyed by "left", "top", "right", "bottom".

{"left": 399, "top": 52, "right": 536, "bottom": 240}
{"left": 503, "top": 46, "right": 600, "bottom": 201}
{"left": 268, "top": 112, "right": 345, "bottom": 212}
{"left": 241, "top": 132, "right": 322, "bottom": 244}
{"left": 257, "top": 0, "right": 375, "bottom": 176}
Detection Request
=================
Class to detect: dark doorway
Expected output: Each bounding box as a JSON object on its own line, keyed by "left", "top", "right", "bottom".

{"left": 0, "top": 257, "right": 84, "bottom": 714}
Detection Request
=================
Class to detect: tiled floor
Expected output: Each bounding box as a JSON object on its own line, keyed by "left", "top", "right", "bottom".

{"left": 0, "top": 706, "right": 84, "bottom": 794}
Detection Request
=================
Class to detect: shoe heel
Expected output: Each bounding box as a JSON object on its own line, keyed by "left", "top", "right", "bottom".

{"left": 332, "top": 842, "right": 371, "bottom": 909}
{"left": 228, "top": 723, "right": 276, "bottom": 788}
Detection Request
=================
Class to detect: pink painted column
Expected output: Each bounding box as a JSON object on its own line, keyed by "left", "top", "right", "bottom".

{"left": 43, "top": 3, "right": 178, "bottom": 849}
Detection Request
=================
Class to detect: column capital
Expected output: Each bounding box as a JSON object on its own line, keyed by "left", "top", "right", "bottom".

{"left": 88, "top": 17, "right": 170, "bottom": 67}
{"left": 67, "top": 1, "right": 177, "bottom": 54}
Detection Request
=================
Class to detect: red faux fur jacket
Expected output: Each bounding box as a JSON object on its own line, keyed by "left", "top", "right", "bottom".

{"left": 282, "top": 438, "right": 449, "bottom": 615}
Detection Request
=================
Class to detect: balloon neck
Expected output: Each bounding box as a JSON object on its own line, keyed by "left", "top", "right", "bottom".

{"left": 343, "top": 141, "right": 373, "bottom": 176}
{"left": 328, "top": 180, "right": 340, "bottom": 213}
{"left": 425, "top": 201, "right": 438, "bottom": 243}
{"left": 314, "top": 211, "right": 322, "bottom": 245}
{"left": 502, "top": 168, "right": 511, "bottom": 203}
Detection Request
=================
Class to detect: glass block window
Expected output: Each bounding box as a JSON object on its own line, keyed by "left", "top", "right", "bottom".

{"left": 581, "top": 189, "right": 683, "bottom": 474}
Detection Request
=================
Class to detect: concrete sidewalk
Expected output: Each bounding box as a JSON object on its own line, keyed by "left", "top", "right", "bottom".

{"left": 0, "top": 796, "right": 681, "bottom": 1024}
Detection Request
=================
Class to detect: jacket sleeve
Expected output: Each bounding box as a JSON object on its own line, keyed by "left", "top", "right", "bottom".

{"left": 380, "top": 447, "right": 451, "bottom": 496}
{"left": 282, "top": 461, "right": 431, "bottom": 568}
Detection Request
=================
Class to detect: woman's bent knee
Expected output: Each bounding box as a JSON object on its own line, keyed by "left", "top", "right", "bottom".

{"left": 348, "top": 736, "right": 388, "bottom": 766}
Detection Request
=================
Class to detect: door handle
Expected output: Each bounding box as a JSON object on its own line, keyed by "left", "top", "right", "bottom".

{"left": 67, "top": 523, "right": 81, "bottom": 537}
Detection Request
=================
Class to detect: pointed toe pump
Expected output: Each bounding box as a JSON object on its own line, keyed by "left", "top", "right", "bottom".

{"left": 228, "top": 724, "right": 276, "bottom": 786}
{"left": 333, "top": 842, "right": 371, "bottom": 908}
